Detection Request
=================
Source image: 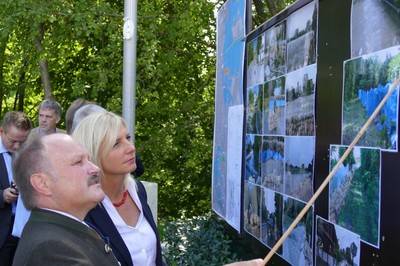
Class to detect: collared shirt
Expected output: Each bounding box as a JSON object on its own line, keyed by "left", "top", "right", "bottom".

{"left": 38, "top": 127, "right": 58, "bottom": 137}
{"left": 41, "top": 208, "right": 83, "bottom": 223}
{"left": 103, "top": 178, "right": 157, "bottom": 266}
{"left": 12, "top": 198, "right": 31, "bottom": 237}
{"left": 0, "top": 137, "right": 16, "bottom": 214}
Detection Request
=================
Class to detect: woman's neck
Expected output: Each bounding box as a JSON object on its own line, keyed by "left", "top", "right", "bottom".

{"left": 101, "top": 174, "right": 126, "bottom": 200}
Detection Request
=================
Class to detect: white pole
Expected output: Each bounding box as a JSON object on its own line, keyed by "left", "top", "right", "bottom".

{"left": 122, "top": 0, "right": 138, "bottom": 140}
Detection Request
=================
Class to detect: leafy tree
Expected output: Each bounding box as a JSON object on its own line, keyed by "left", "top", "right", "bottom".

{"left": 0, "top": 0, "right": 296, "bottom": 219}
{"left": 251, "top": 0, "right": 295, "bottom": 28}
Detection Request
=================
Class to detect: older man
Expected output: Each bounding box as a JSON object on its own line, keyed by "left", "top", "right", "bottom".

{"left": 0, "top": 111, "right": 32, "bottom": 265}
{"left": 26, "top": 99, "right": 65, "bottom": 141}
{"left": 12, "top": 134, "right": 119, "bottom": 265}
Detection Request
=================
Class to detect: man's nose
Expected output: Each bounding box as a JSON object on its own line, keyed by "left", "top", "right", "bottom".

{"left": 13, "top": 142, "right": 20, "bottom": 150}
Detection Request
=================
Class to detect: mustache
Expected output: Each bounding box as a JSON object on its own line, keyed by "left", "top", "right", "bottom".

{"left": 87, "top": 175, "right": 100, "bottom": 186}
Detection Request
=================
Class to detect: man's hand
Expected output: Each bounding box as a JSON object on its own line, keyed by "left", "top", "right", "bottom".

{"left": 3, "top": 187, "right": 18, "bottom": 203}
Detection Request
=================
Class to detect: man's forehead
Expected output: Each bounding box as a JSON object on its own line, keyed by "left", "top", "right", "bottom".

{"left": 46, "top": 138, "right": 88, "bottom": 160}
{"left": 39, "top": 108, "right": 56, "bottom": 114}
{"left": 4, "top": 125, "right": 30, "bottom": 137}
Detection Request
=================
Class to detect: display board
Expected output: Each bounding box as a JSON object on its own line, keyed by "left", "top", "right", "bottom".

{"left": 212, "top": 0, "right": 400, "bottom": 265}
{"left": 244, "top": 1, "right": 317, "bottom": 264}
{"left": 212, "top": 0, "right": 247, "bottom": 231}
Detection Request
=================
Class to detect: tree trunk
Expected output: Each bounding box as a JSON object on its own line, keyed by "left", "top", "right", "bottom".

{"left": 253, "top": 0, "right": 267, "bottom": 24}
{"left": 0, "top": 33, "right": 9, "bottom": 115}
{"left": 252, "top": 0, "right": 290, "bottom": 28}
{"left": 36, "top": 23, "right": 53, "bottom": 100}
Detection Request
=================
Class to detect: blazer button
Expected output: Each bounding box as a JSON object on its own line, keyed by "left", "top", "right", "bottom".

{"left": 105, "top": 244, "right": 112, "bottom": 253}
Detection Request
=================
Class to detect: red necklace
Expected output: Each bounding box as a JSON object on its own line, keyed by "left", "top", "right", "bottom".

{"left": 112, "top": 190, "right": 128, "bottom": 207}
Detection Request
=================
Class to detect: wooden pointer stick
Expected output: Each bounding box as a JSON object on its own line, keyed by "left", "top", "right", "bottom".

{"left": 263, "top": 76, "right": 400, "bottom": 265}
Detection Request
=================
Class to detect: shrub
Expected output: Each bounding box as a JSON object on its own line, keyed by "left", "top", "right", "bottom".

{"left": 159, "top": 213, "right": 238, "bottom": 266}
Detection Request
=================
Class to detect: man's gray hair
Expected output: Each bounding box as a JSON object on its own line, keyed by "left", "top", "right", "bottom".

{"left": 39, "top": 99, "right": 62, "bottom": 117}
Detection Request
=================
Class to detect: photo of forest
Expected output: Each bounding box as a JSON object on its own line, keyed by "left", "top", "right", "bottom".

{"left": 261, "top": 188, "right": 283, "bottom": 254}
{"left": 282, "top": 196, "right": 313, "bottom": 266}
{"left": 263, "top": 76, "right": 286, "bottom": 135}
{"left": 264, "top": 20, "right": 287, "bottom": 81}
{"left": 316, "top": 216, "right": 360, "bottom": 266}
{"left": 260, "top": 136, "right": 284, "bottom": 192}
{"left": 286, "top": 1, "right": 317, "bottom": 73}
{"left": 285, "top": 65, "right": 316, "bottom": 136}
{"left": 247, "top": 34, "right": 265, "bottom": 88}
{"left": 245, "top": 134, "right": 262, "bottom": 184}
{"left": 284, "top": 136, "right": 314, "bottom": 202}
{"left": 244, "top": 181, "right": 261, "bottom": 239}
{"left": 342, "top": 45, "right": 400, "bottom": 151}
{"left": 329, "top": 145, "right": 381, "bottom": 247}
{"left": 246, "top": 85, "right": 263, "bottom": 134}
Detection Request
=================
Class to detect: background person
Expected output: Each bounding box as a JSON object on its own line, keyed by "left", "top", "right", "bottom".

{"left": 0, "top": 111, "right": 32, "bottom": 265}
{"left": 13, "top": 99, "right": 65, "bottom": 238}
{"left": 26, "top": 99, "right": 65, "bottom": 142}
{"left": 65, "top": 98, "right": 94, "bottom": 134}
{"left": 12, "top": 133, "right": 119, "bottom": 265}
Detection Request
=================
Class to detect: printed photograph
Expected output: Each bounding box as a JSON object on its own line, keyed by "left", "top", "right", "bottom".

{"left": 351, "top": 0, "right": 400, "bottom": 57}
{"left": 247, "top": 34, "right": 265, "bottom": 88}
{"left": 284, "top": 136, "right": 314, "bottom": 202}
{"left": 260, "top": 136, "right": 284, "bottom": 192}
{"left": 244, "top": 181, "right": 261, "bottom": 239}
{"left": 286, "top": 1, "right": 317, "bottom": 73}
{"left": 246, "top": 84, "right": 263, "bottom": 134}
{"left": 285, "top": 64, "right": 316, "bottom": 136}
{"left": 282, "top": 196, "right": 313, "bottom": 266}
{"left": 342, "top": 45, "right": 400, "bottom": 151}
{"left": 329, "top": 145, "right": 381, "bottom": 247}
{"left": 245, "top": 134, "right": 262, "bottom": 184}
{"left": 261, "top": 188, "right": 283, "bottom": 254}
{"left": 316, "top": 216, "right": 360, "bottom": 266}
{"left": 263, "top": 76, "right": 286, "bottom": 135}
{"left": 264, "top": 20, "right": 287, "bottom": 81}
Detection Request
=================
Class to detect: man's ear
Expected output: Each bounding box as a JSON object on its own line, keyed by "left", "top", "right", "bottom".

{"left": 55, "top": 116, "right": 61, "bottom": 124}
{"left": 30, "top": 173, "right": 52, "bottom": 196}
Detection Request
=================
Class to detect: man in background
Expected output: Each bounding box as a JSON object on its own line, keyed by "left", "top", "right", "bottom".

{"left": 13, "top": 99, "right": 66, "bottom": 237}
{"left": 0, "top": 111, "right": 32, "bottom": 265}
{"left": 26, "top": 99, "right": 65, "bottom": 142}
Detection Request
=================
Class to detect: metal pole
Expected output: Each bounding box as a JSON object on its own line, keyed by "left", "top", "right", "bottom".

{"left": 122, "top": 0, "right": 138, "bottom": 140}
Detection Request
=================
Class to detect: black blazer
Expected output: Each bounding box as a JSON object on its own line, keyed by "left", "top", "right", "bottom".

{"left": 0, "top": 153, "right": 13, "bottom": 248}
{"left": 85, "top": 179, "right": 164, "bottom": 266}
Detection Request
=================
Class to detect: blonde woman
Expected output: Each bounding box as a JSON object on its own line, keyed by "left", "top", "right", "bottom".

{"left": 72, "top": 111, "right": 164, "bottom": 266}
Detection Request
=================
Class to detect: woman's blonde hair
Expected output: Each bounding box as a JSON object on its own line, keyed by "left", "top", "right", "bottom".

{"left": 72, "top": 111, "right": 131, "bottom": 183}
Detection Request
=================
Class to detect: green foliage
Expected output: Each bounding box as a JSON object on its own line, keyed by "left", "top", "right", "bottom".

{"left": 159, "top": 213, "right": 238, "bottom": 265}
{"left": 0, "top": 0, "right": 221, "bottom": 219}
{"left": 0, "top": 0, "right": 294, "bottom": 220}
{"left": 251, "top": 0, "right": 296, "bottom": 28}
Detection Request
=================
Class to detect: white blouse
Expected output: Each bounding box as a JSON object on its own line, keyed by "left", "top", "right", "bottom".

{"left": 102, "top": 179, "right": 157, "bottom": 266}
